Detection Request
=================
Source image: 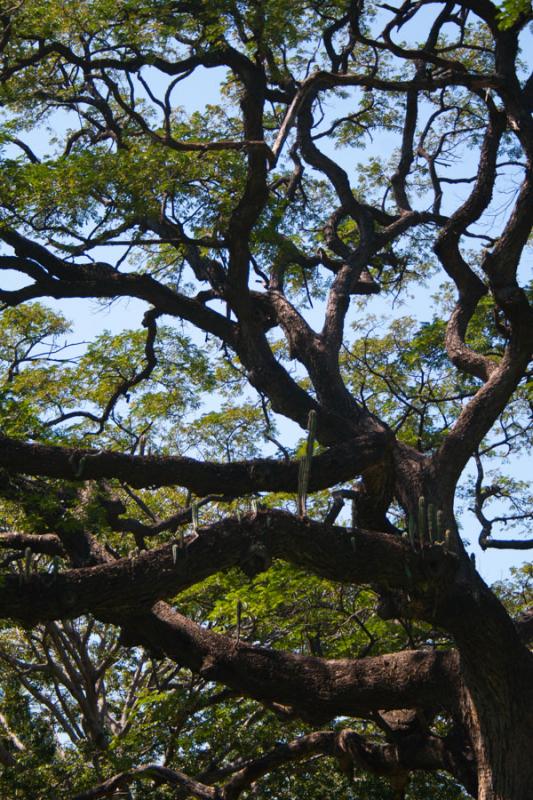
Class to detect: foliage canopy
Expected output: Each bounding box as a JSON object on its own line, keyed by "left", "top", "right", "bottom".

{"left": 0, "top": 1, "right": 531, "bottom": 798}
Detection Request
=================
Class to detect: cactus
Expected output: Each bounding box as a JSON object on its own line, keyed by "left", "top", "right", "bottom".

{"left": 306, "top": 409, "right": 317, "bottom": 458}
{"left": 24, "top": 547, "right": 32, "bottom": 580}
{"left": 428, "top": 503, "right": 437, "bottom": 544}
{"left": 236, "top": 599, "right": 243, "bottom": 642}
{"left": 437, "top": 509, "right": 445, "bottom": 542}
{"left": 297, "top": 409, "right": 317, "bottom": 516}
{"left": 191, "top": 501, "right": 199, "bottom": 531}
{"left": 69, "top": 452, "right": 86, "bottom": 479}
{"left": 418, "top": 496, "right": 427, "bottom": 549}
{"left": 351, "top": 498, "right": 358, "bottom": 531}
{"left": 408, "top": 514, "right": 416, "bottom": 549}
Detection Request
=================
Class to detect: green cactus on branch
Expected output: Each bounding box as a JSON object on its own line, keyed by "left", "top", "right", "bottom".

{"left": 297, "top": 409, "right": 317, "bottom": 517}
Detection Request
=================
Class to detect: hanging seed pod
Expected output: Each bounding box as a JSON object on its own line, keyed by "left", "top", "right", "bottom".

{"left": 444, "top": 529, "right": 452, "bottom": 553}
{"left": 350, "top": 536, "right": 357, "bottom": 553}
{"left": 172, "top": 544, "right": 179, "bottom": 565}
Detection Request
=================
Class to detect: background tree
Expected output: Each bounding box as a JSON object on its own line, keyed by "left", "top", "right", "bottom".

{"left": 0, "top": 1, "right": 531, "bottom": 798}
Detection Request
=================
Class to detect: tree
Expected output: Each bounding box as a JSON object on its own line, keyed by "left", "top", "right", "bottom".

{"left": 0, "top": 0, "right": 531, "bottom": 798}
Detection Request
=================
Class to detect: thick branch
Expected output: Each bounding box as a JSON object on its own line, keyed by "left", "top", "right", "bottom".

{"left": 0, "top": 510, "right": 457, "bottom": 623}
{"left": 118, "top": 602, "right": 459, "bottom": 724}
{"left": 0, "top": 531, "right": 64, "bottom": 556}
{"left": 0, "top": 430, "right": 389, "bottom": 491}
{"left": 0, "top": 230, "right": 237, "bottom": 345}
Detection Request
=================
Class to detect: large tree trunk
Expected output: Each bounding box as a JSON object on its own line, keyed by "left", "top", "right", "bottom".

{"left": 455, "top": 614, "right": 533, "bottom": 800}
{"left": 461, "top": 678, "right": 533, "bottom": 800}
{"left": 396, "top": 456, "right": 533, "bottom": 800}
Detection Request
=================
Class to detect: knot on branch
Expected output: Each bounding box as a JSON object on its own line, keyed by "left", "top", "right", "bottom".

{"left": 335, "top": 730, "right": 410, "bottom": 796}
{"left": 240, "top": 542, "right": 271, "bottom": 578}
{"left": 100, "top": 496, "right": 127, "bottom": 524}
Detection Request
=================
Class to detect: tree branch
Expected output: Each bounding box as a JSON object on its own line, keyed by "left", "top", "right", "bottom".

{"left": 0, "top": 509, "right": 457, "bottom": 623}
{"left": 0, "top": 430, "right": 389, "bottom": 492}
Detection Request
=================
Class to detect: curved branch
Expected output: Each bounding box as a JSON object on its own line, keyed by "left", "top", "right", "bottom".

{"left": 73, "top": 764, "right": 216, "bottom": 800}
{"left": 434, "top": 108, "right": 506, "bottom": 382}
{"left": 432, "top": 342, "right": 531, "bottom": 486}
{"left": 72, "top": 724, "right": 471, "bottom": 800}
{"left": 118, "top": 603, "right": 460, "bottom": 724}
{"left": 45, "top": 307, "right": 161, "bottom": 433}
